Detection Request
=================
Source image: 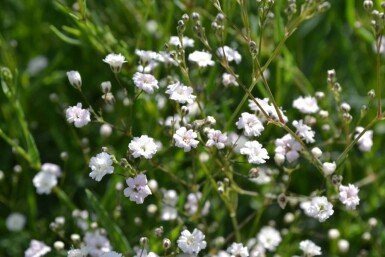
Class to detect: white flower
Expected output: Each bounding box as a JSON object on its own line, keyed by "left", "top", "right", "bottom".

{"left": 129, "top": 135, "right": 158, "bottom": 159}
{"left": 274, "top": 134, "right": 302, "bottom": 163}
{"left": 184, "top": 192, "right": 210, "bottom": 216}
{"left": 6, "top": 212, "right": 26, "bottom": 232}
{"left": 355, "top": 126, "right": 373, "bottom": 152}
{"left": 177, "top": 228, "right": 207, "bottom": 254}
{"left": 124, "top": 174, "right": 152, "bottom": 204}
{"left": 25, "top": 240, "right": 51, "bottom": 257}
{"left": 240, "top": 141, "right": 269, "bottom": 164}
{"left": 322, "top": 162, "right": 336, "bottom": 176}
{"left": 306, "top": 196, "right": 334, "bottom": 222}
{"left": 311, "top": 147, "right": 322, "bottom": 158}
{"left": 236, "top": 112, "right": 264, "bottom": 137}
{"left": 188, "top": 51, "right": 215, "bottom": 67}
{"left": 214, "top": 250, "right": 231, "bottom": 257}
{"left": 33, "top": 171, "right": 58, "bottom": 194}
{"left": 89, "top": 152, "right": 114, "bottom": 182}
{"left": 217, "top": 46, "right": 242, "bottom": 64}
{"left": 169, "top": 36, "right": 195, "bottom": 48}
{"left": 41, "top": 163, "right": 62, "bottom": 177}
{"left": 156, "top": 51, "right": 178, "bottom": 66}
{"left": 248, "top": 98, "right": 288, "bottom": 122}
{"left": 66, "top": 70, "right": 82, "bottom": 89}
{"left": 299, "top": 240, "right": 322, "bottom": 256}
{"left": 249, "top": 167, "right": 272, "bottom": 185}
{"left": 257, "top": 226, "right": 281, "bottom": 252}
{"left": 132, "top": 72, "right": 159, "bottom": 93}
{"left": 161, "top": 189, "right": 178, "bottom": 221}
{"left": 206, "top": 129, "right": 228, "bottom": 149}
{"left": 66, "top": 103, "right": 91, "bottom": 128}
{"left": 173, "top": 127, "right": 199, "bottom": 152}
{"left": 227, "top": 242, "right": 249, "bottom": 257}
{"left": 165, "top": 81, "right": 197, "bottom": 104}
{"left": 222, "top": 73, "right": 239, "bottom": 87}
{"left": 27, "top": 55, "right": 48, "bottom": 76}
{"left": 84, "top": 231, "right": 111, "bottom": 257}
{"left": 293, "top": 120, "right": 315, "bottom": 143}
{"left": 226, "top": 132, "right": 248, "bottom": 153}
{"left": 339, "top": 184, "right": 360, "bottom": 210}
{"left": 67, "top": 246, "right": 89, "bottom": 257}
{"left": 293, "top": 96, "right": 319, "bottom": 114}
{"left": 135, "top": 49, "right": 160, "bottom": 63}
{"left": 101, "top": 251, "right": 123, "bottom": 257}
{"left": 103, "top": 53, "right": 127, "bottom": 73}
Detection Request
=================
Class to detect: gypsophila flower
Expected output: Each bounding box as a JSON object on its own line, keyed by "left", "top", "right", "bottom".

{"left": 299, "top": 240, "right": 322, "bottom": 256}
{"left": 66, "top": 103, "right": 91, "bottom": 128}
{"left": 217, "top": 46, "right": 242, "bottom": 64}
{"left": 293, "top": 96, "right": 319, "bottom": 114}
{"left": 339, "top": 184, "right": 360, "bottom": 210}
{"left": 89, "top": 152, "right": 114, "bottom": 182}
{"left": 66, "top": 70, "right": 82, "bottom": 89}
{"left": 184, "top": 192, "right": 210, "bottom": 216}
{"left": 257, "top": 226, "right": 282, "bottom": 252}
{"left": 227, "top": 242, "right": 249, "bottom": 257}
{"left": 27, "top": 55, "right": 48, "bottom": 76}
{"left": 6, "top": 212, "right": 26, "bottom": 232}
{"left": 161, "top": 189, "right": 178, "bottom": 221}
{"left": 67, "top": 246, "right": 89, "bottom": 257}
{"left": 322, "top": 162, "right": 336, "bottom": 176}
{"left": 274, "top": 134, "right": 302, "bottom": 163}
{"left": 84, "top": 231, "right": 111, "bottom": 257}
{"left": 103, "top": 53, "right": 127, "bottom": 73}
{"left": 293, "top": 120, "right": 315, "bottom": 143}
{"left": 132, "top": 72, "right": 159, "bottom": 94}
{"left": 124, "top": 174, "right": 152, "bottom": 204}
{"left": 355, "top": 126, "right": 373, "bottom": 152}
{"left": 169, "top": 36, "right": 195, "bottom": 48}
{"left": 188, "top": 51, "right": 215, "bottom": 67}
{"left": 177, "top": 228, "right": 207, "bottom": 255}
{"left": 129, "top": 135, "right": 158, "bottom": 159}
{"left": 165, "top": 80, "right": 197, "bottom": 104}
{"left": 33, "top": 170, "right": 58, "bottom": 194}
{"left": 25, "top": 240, "right": 51, "bottom": 257}
{"left": 236, "top": 112, "right": 264, "bottom": 137}
{"left": 156, "top": 51, "right": 178, "bottom": 66}
{"left": 306, "top": 196, "right": 334, "bottom": 222}
{"left": 135, "top": 49, "right": 160, "bottom": 63}
{"left": 222, "top": 73, "right": 239, "bottom": 87}
{"left": 240, "top": 141, "right": 269, "bottom": 164}
{"left": 248, "top": 98, "right": 288, "bottom": 122}
{"left": 173, "top": 127, "right": 199, "bottom": 152}
{"left": 41, "top": 163, "right": 62, "bottom": 177}
{"left": 246, "top": 238, "right": 265, "bottom": 257}
{"left": 101, "top": 251, "right": 123, "bottom": 257}
{"left": 206, "top": 129, "right": 227, "bottom": 149}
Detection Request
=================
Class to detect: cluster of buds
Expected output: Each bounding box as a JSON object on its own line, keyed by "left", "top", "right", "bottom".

{"left": 301, "top": 0, "right": 331, "bottom": 20}
{"left": 327, "top": 69, "right": 341, "bottom": 101}
{"left": 191, "top": 12, "right": 208, "bottom": 43}
{"left": 286, "top": 0, "right": 297, "bottom": 18}
{"left": 212, "top": 13, "right": 225, "bottom": 39}
{"left": 370, "top": 5, "right": 385, "bottom": 40}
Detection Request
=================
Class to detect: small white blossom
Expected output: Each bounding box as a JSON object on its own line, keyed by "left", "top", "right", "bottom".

{"left": 161, "top": 189, "right": 178, "bottom": 221}
{"left": 322, "top": 162, "right": 336, "bottom": 176}
{"left": 66, "top": 70, "right": 82, "bottom": 89}
{"left": 173, "top": 127, "right": 199, "bottom": 152}
{"left": 355, "top": 126, "right": 373, "bottom": 152}
{"left": 27, "top": 55, "right": 48, "bottom": 76}
{"left": 41, "top": 163, "right": 62, "bottom": 177}
{"left": 293, "top": 96, "right": 319, "bottom": 114}
{"left": 129, "top": 135, "right": 158, "bottom": 159}
{"left": 222, "top": 73, "right": 239, "bottom": 87}
{"left": 236, "top": 112, "right": 264, "bottom": 137}
{"left": 240, "top": 141, "right": 269, "bottom": 164}
{"left": 339, "top": 184, "right": 360, "bottom": 210}
{"left": 169, "top": 36, "right": 195, "bottom": 48}
{"left": 227, "top": 242, "right": 249, "bottom": 257}
{"left": 274, "top": 134, "right": 302, "bottom": 163}
{"left": 306, "top": 196, "right": 334, "bottom": 222}
{"left": 217, "top": 46, "right": 242, "bottom": 64}
{"left": 177, "top": 228, "right": 207, "bottom": 255}
{"left": 293, "top": 120, "right": 315, "bottom": 143}
{"left": 84, "top": 231, "right": 111, "bottom": 257}
{"left": 299, "top": 240, "right": 322, "bottom": 256}
{"left": 124, "top": 174, "right": 152, "bottom": 204}
{"left": 6, "top": 212, "right": 26, "bottom": 232}
{"left": 33, "top": 171, "right": 58, "bottom": 194}
{"left": 184, "top": 192, "right": 210, "bottom": 216}
{"left": 25, "top": 240, "right": 51, "bottom": 257}
{"left": 135, "top": 49, "right": 159, "bottom": 63}
{"left": 103, "top": 53, "right": 127, "bottom": 73}
{"left": 188, "top": 51, "right": 215, "bottom": 67}
{"left": 66, "top": 103, "right": 91, "bottom": 128}
{"left": 132, "top": 72, "right": 159, "bottom": 94}
{"left": 89, "top": 152, "right": 114, "bottom": 182}
{"left": 206, "top": 129, "right": 227, "bottom": 149}
{"left": 248, "top": 98, "right": 288, "bottom": 122}
{"left": 257, "top": 226, "right": 282, "bottom": 252}
{"left": 67, "top": 246, "right": 89, "bottom": 257}
{"left": 311, "top": 147, "right": 322, "bottom": 158}
{"left": 165, "top": 81, "right": 197, "bottom": 104}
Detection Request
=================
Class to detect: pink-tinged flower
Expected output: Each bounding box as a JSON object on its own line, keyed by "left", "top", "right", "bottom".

{"left": 206, "top": 129, "right": 227, "bottom": 149}
{"left": 274, "top": 134, "right": 302, "bottom": 164}
{"left": 124, "top": 174, "right": 152, "bottom": 204}
{"left": 339, "top": 184, "right": 360, "bottom": 210}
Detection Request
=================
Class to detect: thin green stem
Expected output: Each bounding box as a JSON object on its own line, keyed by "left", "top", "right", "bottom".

{"left": 376, "top": 37, "right": 382, "bottom": 118}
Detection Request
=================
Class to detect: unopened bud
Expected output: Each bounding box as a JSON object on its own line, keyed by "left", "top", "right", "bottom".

{"left": 364, "top": 0, "right": 374, "bottom": 10}
{"left": 163, "top": 238, "right": 171, "bottom": 249}
{"left": 140, "top": 237, "right": 148, "bottom": 247}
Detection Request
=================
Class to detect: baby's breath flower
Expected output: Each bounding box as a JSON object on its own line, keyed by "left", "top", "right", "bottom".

{"left": 89, "top": 152, "right": 114, "bottom": 182}
{"left": 33, "top": 170, "right": 58, "bottom": 195}
{"left": 236, "top": 112, "right": 264, "bottom": 137}
{"left": 66, "top": 70, "right": 82, "bottom": 89}
{"left": 177, "top": 228, "right": 207, "bottom": 255}
{"left": 226, "top": 242, "right": 249, "bottom": 257}
{"left": 274, "top": 134, "right": 302, "bottom": 163}
{"left": 24, "top": 240, "right": 51, "bottom": 257}
{"left": 65, "top": 103, "right": 91, "bottom": 128}
{"left": 339, "top": 184, "right": 360, "bottom": 210}
{"left": 216, "top": 46, "right": 242, "bottom": 64}
{"left": 67, "top": 246, "right": 89, "bottom": 257}
{"left": 188, "top": 51, "right": 215, "bottom": 67}
{"left": 306, "top": 196, "right": 334, "bottom": 222}
{"left": 293, "top": 95, "right": 319, "bottom": 114}
{"left": 293, "top": 120, "right": 315, "bottom": 143}
{"left": 206, "top": 129, "right": 227, "bottom": 149}
{"left": 169, "top": 36, "right": 195, "bottom": 48}
{"left": 173, "top": 127, "right": 199, "bottom": 152}
{"left": 132, "top": 72, "right": 159, "bottom": 94}
{"left": 222, "top": 73, "right": 239, "bottom": 87}
{"left": 124, "top": 174, "right": 152, "bottom": 204}
{"left": 240, "top": 141, "right": 269, "bottom": 164}
{"left": 184, "top": 192, "right": 210, "bottom": 216}
{"left": 84, "top": 231, "right": 111, "bottom": 256}
{"left": 165, "top": 80, "right": 196, "bottom": 104}
{"left": 6, "top": 212, "right": 26, "bottom": 232}
{"left": 128, "top": 135, "right": 158, "bottom": 159}
{"left": 355, "top": 127, "right": 373, "bottom": 152}
{"left": 322, "top": 162, "right": 336, "bottom": 176}
{"left": 257, "top": 226, "right": 282, "bottom": 251}
{"left": 299, "top": 240, "right": 322, "bottom": 256}
{"left": 103, "top": 53, "right": 127, "bottom": 73}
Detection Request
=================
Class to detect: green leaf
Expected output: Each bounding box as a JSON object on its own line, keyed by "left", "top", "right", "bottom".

{"left": 85, "top": 189, "right": 132, "bottom": 254}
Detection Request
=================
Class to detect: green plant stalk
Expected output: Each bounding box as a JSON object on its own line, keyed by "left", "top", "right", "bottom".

{"left": 376, "top": 36, "right": 382, "bottom": 118}
{"left": 0, "top": 128, "right": 31, "bottom": 164}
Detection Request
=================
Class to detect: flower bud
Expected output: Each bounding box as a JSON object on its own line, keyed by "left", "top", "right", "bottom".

{"left": 66, "top": 71, "right": 82, "bottom": 89}
{"left": 364, "top": 0, "right": 374, "bottom": 11}
{"left": 163, "top": 238, "right": 171, "bottom": 249}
